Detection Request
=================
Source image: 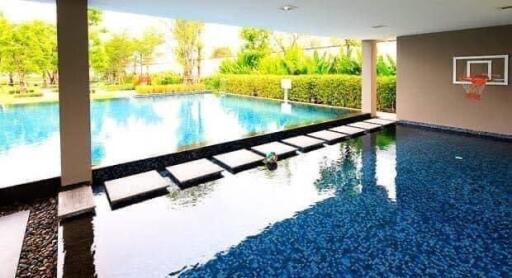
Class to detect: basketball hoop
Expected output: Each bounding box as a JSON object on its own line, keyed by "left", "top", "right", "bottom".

{"left": 461, "top": 74, "right": 489, "bottom": 101}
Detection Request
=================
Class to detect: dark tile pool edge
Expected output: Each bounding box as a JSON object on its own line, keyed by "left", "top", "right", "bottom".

{"left": 0, "top": 177, "right": 59, "bottom": 204}
{"left": 92, "top": 113, "right": 371, "bottom": 184}
{"left": 399, "top": 120, "right": 512, "bottom": 142}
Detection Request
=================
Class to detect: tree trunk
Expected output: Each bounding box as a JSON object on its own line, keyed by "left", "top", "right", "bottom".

{"left": 8, "top": 72, "right": 14, "bottom": 86}
{"left": 42, "top": 73, "right": 48, "bottom": 88}
{"left": 139, "top": 54, "right": 144, "bottom": 77}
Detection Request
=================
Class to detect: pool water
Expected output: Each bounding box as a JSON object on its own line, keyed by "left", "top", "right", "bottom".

{"left": 0, "top": 93, "right": 353, "bottom": 186}
{"left": 58, "top": 125, "right": 512, "bottom": 277}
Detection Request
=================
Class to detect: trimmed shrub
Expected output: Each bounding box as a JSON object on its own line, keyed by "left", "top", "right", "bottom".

{"left": 13, "top": 91, "right": 43, "bottom": 98}
{"left": 135, "top": 83, "right": 206, "bottom": 95}
{"left": 377, "top": 76, "right": 396, "bottom": 112}
{"left": 152, "top": 72, "right": 183, "bottom": 85}
{"left": 208, "top": 74, "right": 396, "bottom": 111}
{"left": 101, "top": 83, "right": 135, "bottom": 91}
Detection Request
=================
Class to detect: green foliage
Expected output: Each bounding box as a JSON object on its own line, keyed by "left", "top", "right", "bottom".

{"left": 135, "top": 83, "right": 206, "bottom": 94}
{"left": 240, "top": 28, "right": 272, "bottom": 53}
{"left": 0, "top": 17, "right": 57, "bottom": 87}
{"left": 201, "top": 76, "right": 221, "bottom": 90}
{"left": 257, "top": 55, "right": 287, "bottom": 75}
{"left": 334, "top": 53, "right": 361, "bottom": 75}
{"left": 152, "top": 71, "right": 183, "bottom": 85}
{"left": 172, "top": 20, "right": 204, "bottom": 83}
{"left": 376, "top": 55, "right": 397, "bottom": 76}
{"left": 219, "top": 27, "right": 272, "bottom": 74}
{"left": 132, "top": 28, "right": 164, "bottom": 75}
{"left": 103, "top": 33, "right": 134, "bottom": 83}
{"left": 206, "top": 74, "right": 396, "bottom": 111}
{"left": 219, "top": 57, "right": 252, "bottom": 74}
{"left": 7, "top": 85, "right": 41, "bottom": 95}
{"left": 88, "top": 8, "right": 103, "bottom": 27}
{"left": 376, "top": 76, "right": 396, "bottom": 112}
{"left": 211, "top": 47, "right": 232, "bottom": 59}
{"left": 280, "top": 45, "right": 309, "bottom": 75}
{"left": 12, "top": 91, "right": 43, "bottom": 98}
{"left": 307, "top": 51, "right": 334, "bottom": 74}
{"left": 100, "top": 83, "right": 135, "bottom": 91}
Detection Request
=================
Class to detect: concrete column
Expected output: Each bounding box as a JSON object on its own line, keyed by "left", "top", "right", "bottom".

{"left": 362, "top": 40, "right": 377, "bottom": 116}
{"left": 56, "top": 0, "right": 92, "bottom": 186}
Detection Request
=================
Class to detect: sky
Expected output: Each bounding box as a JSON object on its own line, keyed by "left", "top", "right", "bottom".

{"left": 0, "top": 0, "right": 396, "bottom": 75}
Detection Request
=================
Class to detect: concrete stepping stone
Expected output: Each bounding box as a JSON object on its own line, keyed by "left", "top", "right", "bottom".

{"left": 58, "top": 185, "right": 95, "bottom": 220}
{"left": 307, "top": 130, "right": 348, "bottom": 143}
{"left": 330, "top": 125, "right": 365, "bottom": 135}
{"left": 347, "top": 121, "right": 382, "bottom": 131}
{"left": 281, "top": 135, "right": 325, "bottom": 151}
{"left": 213, "top": 149, "right": 264, "bottom": 173}
{"left": 251, "top": 141, "right": 298, "bottom": 158}
{"left": 167, "top": 158, "right": 224, "bottom": 185}
{"left": 0, "top": 210, "right": 29, "bottom": 278}
{"left": 364, "top": 118, "right": 397, "bottom": 125}
{"left": 104, "top": 171, "right": 171, "bottom": 206}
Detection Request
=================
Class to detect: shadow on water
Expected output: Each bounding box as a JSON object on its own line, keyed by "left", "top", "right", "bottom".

{"left": 59, "top": 216, "right": 96, "bottom": 278}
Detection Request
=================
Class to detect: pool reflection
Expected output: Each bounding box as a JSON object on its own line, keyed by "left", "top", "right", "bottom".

{"left": 0, "top": 94, "right": 355, "bottom": 187}
{"left": 63, "top": 130, "right": 398, "bottom": 277}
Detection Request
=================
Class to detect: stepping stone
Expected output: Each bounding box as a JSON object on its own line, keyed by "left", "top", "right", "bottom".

{"left": 347, "top": 121, "right": 382, "bottom": 130}
{"left": 364, "top": 118, "right": 397, "bottom": 125}
{"left": 281, "top": 135, "right": 325, "bottom": 151}
{"left": 251, "top": 141, "right": 297, "bottom": 158}
{"left": 58, "top": 185, "right": 95, "bottom": 220}
{"left": 0, "top": 211, "right": 29, "bottom": 278}
{"left": 104, "top": 171, "right": 171, "bottom": 205}
{"left": 330, "top": 125, "right": 365, "bottom": 135}
{"left": 307, "top": 130, "right": 348, "bottom": 143}
{"left": 213, "top": 149, "right": 264, "bottom": 173}
{"left": 167, "top": 158, "right": 224, "bottom": 185}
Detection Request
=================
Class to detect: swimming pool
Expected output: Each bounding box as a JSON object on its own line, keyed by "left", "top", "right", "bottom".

{"left": 0, "top": 93, "right": 355, "bottom": 186}
{"left": 58, "top": 125, "right": 512, "bottom": 277}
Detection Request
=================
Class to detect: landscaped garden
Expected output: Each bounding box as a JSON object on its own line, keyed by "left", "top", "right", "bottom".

{"left": 0, "top": 9, "right": 396, "bottom": 111}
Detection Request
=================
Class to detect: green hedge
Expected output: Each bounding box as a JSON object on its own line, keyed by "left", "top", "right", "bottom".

{"left": 135, "top": 84, "right": 206, "bottom": 95}
{"left": 12, "top": 92, "right": 43, "bottom": 98}
{"left": 376, "top": 76, "right": 396, "bottom": 112}
{"left": 206, "top": 74, "right": 396, "bottom": 112}
{"left": 101, "top": 83, "right": 135, "bottom": 91}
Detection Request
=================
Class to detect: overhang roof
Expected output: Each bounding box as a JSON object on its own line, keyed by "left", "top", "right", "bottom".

{"left": 36, "top": 0, "right": 512, "bottom": 39}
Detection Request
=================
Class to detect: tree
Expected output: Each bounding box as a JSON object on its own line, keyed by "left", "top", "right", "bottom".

{"left": 196, "top": 41, "right": 203, "bottom": 79}
{"left": 0, "top": 13, "right": 14, "bottom": 85}
{"left": 240, "top": 27, "right": 271, "bottom": 53}
{"left": 88, "top": 8, "right": 103, "bottom": 28}
{"left": 104, "top": 33, "right": 134, "bottom": 84}
{"left": 132, "top": 28, "right": 164, "bottom": 77}
{"left": 28, "top": 21, "right": 57, "bottom": 87}
{"left": 211, "top": 47, "right": 232, "bottom": 59}
{"left": 172, "top": 19, "right": 204, "bottom": 84}
{"left": 88, "top": 8, "right": 109, "bottom": 81}
{"left": 272, "top": 32, "right": 300, "bottom": 52}
{"left": 0, "top": 22, "right": 43, "bottom": 90}
{"left": 342, "top": 39, "right": 360, "bottom": 58}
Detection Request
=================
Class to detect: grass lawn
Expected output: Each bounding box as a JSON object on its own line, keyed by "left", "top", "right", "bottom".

{"left": 0, "top": 88, "right": 135, "bottom": 106}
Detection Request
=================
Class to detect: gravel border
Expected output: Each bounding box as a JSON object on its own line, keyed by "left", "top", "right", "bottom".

{"left": 0, "top": 197, "right": 57, "bottom": 278}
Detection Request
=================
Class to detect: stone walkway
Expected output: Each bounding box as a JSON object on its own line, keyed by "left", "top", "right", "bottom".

{"left": 0, "top": 210, "right": 29, "bottom": 278}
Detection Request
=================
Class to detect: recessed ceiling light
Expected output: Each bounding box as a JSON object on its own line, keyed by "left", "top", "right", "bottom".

{"left": 498, "top": 5, "right": 512, "bottom": 10}
{"left": 280, "top": 4, "right": 298, "bottom": 12}
{"left": 371, "top": 25, "right": 387, "bottom": 29}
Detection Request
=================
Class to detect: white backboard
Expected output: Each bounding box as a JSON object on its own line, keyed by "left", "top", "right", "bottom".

{"left": 453, "top": 55, "right": 509, "bottom": 85}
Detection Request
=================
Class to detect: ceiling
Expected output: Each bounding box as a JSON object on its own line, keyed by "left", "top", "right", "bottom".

{"left": 37, "top": 0, "right": 512, "bottom": 39}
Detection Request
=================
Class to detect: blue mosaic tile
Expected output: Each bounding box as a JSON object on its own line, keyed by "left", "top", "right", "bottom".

{"left": 178, "top": 126, "right": 512, "bottom": 277}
